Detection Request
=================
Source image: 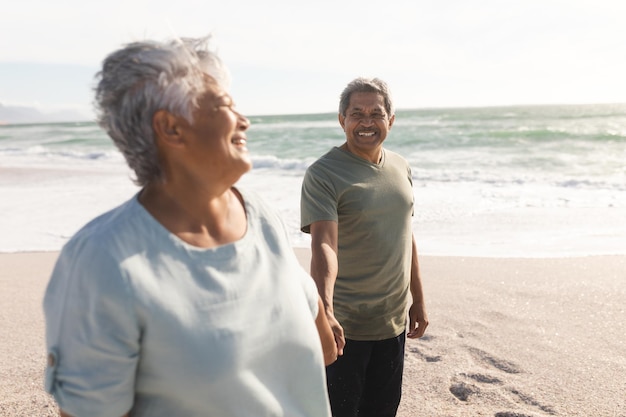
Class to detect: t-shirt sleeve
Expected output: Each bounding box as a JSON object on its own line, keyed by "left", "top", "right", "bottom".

{"left": 300, "top": 167, "right": 338, "bottom": 234}
{"left": 43, "top": 240, "right": 140, "bottom": 417}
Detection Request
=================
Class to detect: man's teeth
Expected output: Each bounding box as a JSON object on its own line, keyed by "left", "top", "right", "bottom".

{"left": 359, "top": 132, "right": 375, "bottom": 136}
{"left": 232, "top": 138, "right": 247, "bottom": 145}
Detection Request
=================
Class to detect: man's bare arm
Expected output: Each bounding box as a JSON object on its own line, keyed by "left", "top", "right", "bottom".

{"left": 309, "top": 221, "right": 345, "bottom": 355}
{"left": 407, "top": 234, "right": 429, "bottom": 339}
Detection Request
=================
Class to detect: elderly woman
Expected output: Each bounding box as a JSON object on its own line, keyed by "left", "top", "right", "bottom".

{"left": 43, "top": 36, "right": 336, "bottom": 417}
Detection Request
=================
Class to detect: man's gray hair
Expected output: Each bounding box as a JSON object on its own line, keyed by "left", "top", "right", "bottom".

{"left": 94, "top": 36, "right": 230, "bottom": 186}
{"left": 338, "top": 77, "right": 395, "bottom": 118}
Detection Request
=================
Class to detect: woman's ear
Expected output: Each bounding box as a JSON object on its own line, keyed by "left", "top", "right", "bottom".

{"left": 153, "top": 110, "right": 185, "bottom": 147}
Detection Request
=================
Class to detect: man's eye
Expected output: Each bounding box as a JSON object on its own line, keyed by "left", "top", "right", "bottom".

{"left": 350, "top": 112, "right": 385, "bottom": 120}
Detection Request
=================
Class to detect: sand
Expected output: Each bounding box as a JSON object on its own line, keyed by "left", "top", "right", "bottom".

{"left": 1, "top": 250, "right": 625, "bottom": 417}
{"left": 0, "top": 252, "right": 58, "bottom": 416}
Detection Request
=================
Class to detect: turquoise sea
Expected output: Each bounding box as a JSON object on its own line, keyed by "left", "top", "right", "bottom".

{"left": 1, "top": 104, "right": 625, "bottom": 256}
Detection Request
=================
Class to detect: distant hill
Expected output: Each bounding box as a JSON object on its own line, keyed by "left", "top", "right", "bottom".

{"left": 0, "top": 103, "right": 91, "bottom": 124}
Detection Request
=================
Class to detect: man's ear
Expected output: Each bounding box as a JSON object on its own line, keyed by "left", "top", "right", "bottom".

{"left": 388, "top": 114, "right": 395, "bottom": 129}
{"left": 338, "top": 113, "right": 346, "bottom": 131}
{"left": 153, "top": 110, "right": 185, "bottom": 147}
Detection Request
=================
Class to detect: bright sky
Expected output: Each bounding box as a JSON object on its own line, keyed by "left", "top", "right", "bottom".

{"left": 1, "top": 0, "right": 625, "bottom": 116}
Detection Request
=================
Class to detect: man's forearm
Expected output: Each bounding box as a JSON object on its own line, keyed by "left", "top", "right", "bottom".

{"left": 310, "top": 242, "right": 338, "bottom": 311}
{"left": 409, "top": 235, "right": 425, "bottom": 304}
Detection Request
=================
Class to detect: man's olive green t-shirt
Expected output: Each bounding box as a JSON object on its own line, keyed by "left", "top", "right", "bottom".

{"left": 301, "top": 146, "right": 414, "bottom": 340}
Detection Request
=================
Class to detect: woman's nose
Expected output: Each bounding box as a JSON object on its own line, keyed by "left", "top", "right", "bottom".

{"left": 238, "top": 112, "right": 250, "bottom": 130}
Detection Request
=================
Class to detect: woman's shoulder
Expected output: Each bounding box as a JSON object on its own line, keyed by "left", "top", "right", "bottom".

{"left": 61, "top": 194, "right": 142, "bottom": 256}
{"left": 235, "top": 186, "right": 275, "bottom": 219}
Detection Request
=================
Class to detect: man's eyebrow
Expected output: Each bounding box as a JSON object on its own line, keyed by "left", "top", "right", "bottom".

{"left": 350, "top": 106, "right": 384, "bottom": 112}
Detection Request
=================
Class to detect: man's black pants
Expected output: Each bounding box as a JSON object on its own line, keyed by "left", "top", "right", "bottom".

{"left": 326, "top": 332, "right": 406, "bottom": 417}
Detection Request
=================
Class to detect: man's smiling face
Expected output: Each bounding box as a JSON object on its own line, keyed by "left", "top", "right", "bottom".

{"left": 339, "top": 91, "right": 395, "bottom": 160}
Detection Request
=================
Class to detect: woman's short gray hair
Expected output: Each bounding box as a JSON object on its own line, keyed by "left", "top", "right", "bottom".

{"left": 338, "top": 77, "right": 395, "bottom": 118}
{"left": 94, "top": 36, "right": 230, "bottom": 186}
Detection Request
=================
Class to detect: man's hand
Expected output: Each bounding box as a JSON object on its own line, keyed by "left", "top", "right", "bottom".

{"left": 407, "top": 302, "right": 429, "bottom": 339}
{"left": 327, "top": 311, "right": 346, "bottom": 356}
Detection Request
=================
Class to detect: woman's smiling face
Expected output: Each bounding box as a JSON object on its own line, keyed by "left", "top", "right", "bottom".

{"left": 177, "top": 80, "right": 252, "bottom": 183}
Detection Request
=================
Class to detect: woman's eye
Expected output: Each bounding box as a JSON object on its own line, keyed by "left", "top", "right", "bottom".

{"left": 215, "top": 102, "right": 234, "bottom": 111}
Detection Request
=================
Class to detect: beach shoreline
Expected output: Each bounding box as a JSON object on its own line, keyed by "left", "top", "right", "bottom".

{"left": 1, "top": 251, "right": 625, "bottom": 416}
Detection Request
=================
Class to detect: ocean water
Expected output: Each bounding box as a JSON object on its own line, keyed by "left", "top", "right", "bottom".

{"left": 1, "top": 104, "right": 625, "bottom": 257}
